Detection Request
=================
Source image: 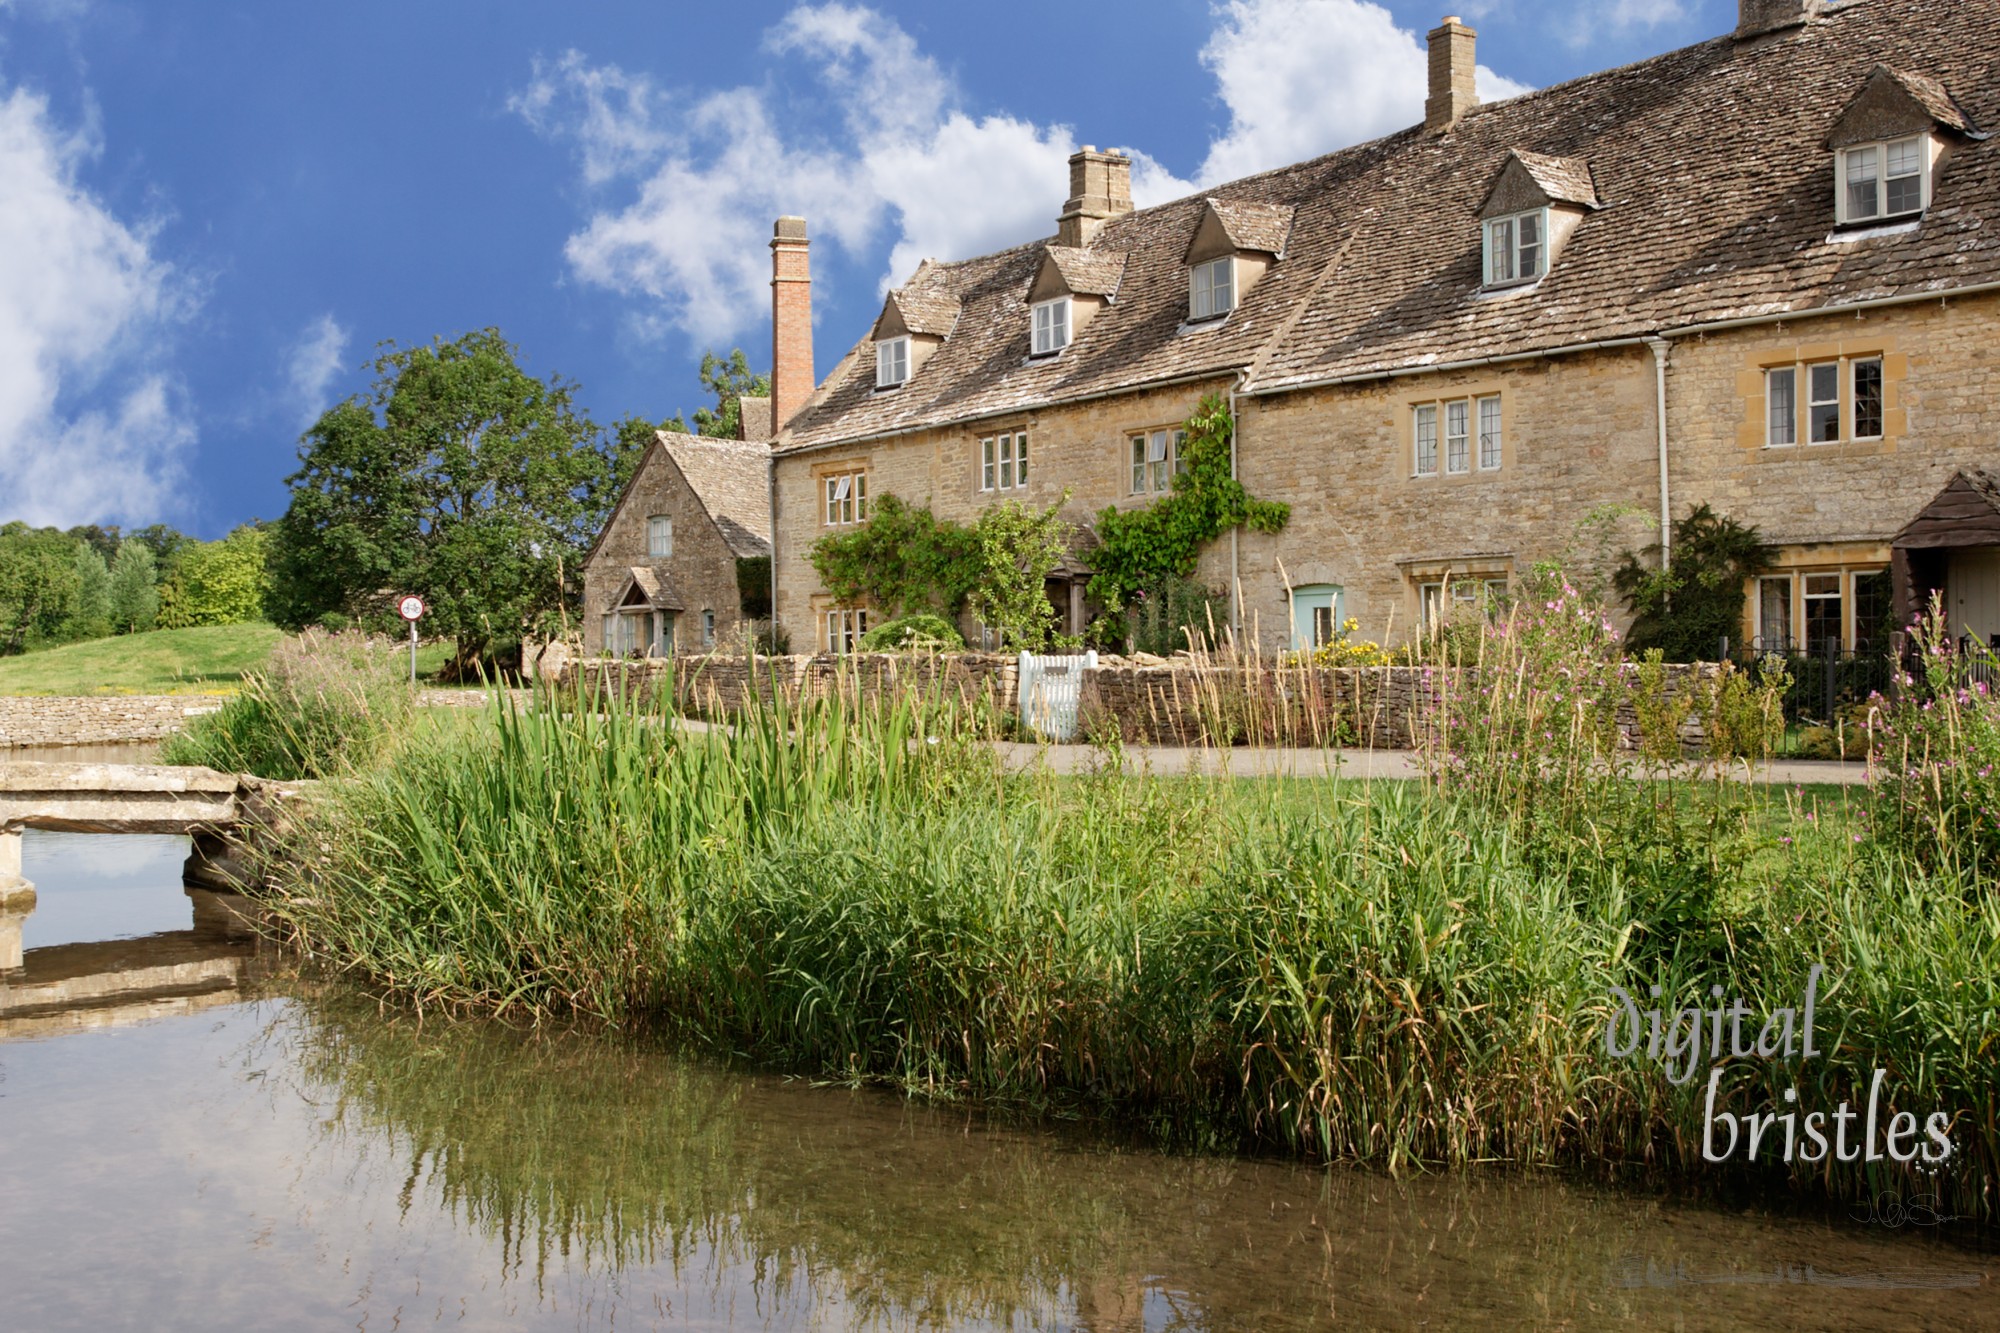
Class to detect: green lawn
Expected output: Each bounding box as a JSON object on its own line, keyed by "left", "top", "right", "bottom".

{"left": 0, "top": 623, "right": 285, "bottom": 695}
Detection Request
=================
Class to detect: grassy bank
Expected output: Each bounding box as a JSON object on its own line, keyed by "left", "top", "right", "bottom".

{"left": 265, "top": 671, "right": 1998, "bottom": 1225}
{"left": 0, "top": 623, "right": 284, "bottom": 695}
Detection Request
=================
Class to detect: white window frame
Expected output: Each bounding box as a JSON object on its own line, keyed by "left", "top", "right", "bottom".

{"left": 1483, "top": 209, "right": 1546, "bottom": 287}
{"left": 1838, "top": 135, "right": 1929, "bottom": 226}
{"left": 1444, "top": 400, "right": 1470, "bottom": 475}
{"left": 1418, "top": 576, "right": 1509, "bottom": 631}
{"left": 646, "top": 515, "right": 673, "bottom": 559}
{"left": 1851, "top": 357, "right": 1885, "bottom": 441}
{"left": 979, "top": 431, "right": 1029, "bottom": 493}
{"left": 876, "top": 336, "right": 911, "bottom": 389}
{"left": 823, "top": 471, "right": 868, "bottom": 526}
{"left": 1477, "top": 395, "right": 1503, "bottom": 471}
{"left": 825, "top": 607, "right": 869, "bottom": 656}
{"left": 1765, "top": 367, "right": 1798, "bottom": 448}
{"left": 701, "top": 609, "right": 716, "bottom": 646}
{"left": 1031, "top": 298, "right": 1070, "bottom": 356}
{"left": 1413, "top": 404, "right": 1439, "bottom": 478}
{"left": 1807, "top": 362, "right": 1842, "bottom": 445}
{"left": 1190, "top": 256, "right": 1236, "bottom": 321}
{"left": 1128, "top": 429, "right": 1186, "bottom": 496}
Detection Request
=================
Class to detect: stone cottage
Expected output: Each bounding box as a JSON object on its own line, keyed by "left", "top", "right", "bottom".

{"left": 581, "top": 417, "right": 774, "bottom": 657}
{"left": 586, "top": 0, "right": 2000, "bottom": 661}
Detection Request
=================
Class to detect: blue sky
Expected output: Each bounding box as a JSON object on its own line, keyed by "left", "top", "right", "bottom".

{"left": 0, "top": 0, "right": 1731, "bottom": 536}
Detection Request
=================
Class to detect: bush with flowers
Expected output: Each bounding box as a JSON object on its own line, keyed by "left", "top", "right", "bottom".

{"left": 1287, "top": 616, "right": 1394, "bottom": 668}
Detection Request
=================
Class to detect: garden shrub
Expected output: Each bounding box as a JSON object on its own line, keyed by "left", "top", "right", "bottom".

{"left": 858, "top": 614, "right": 965, "bottom": 653}
{"left": 1866, "top": 609, "right": 2000, "bottom": 872}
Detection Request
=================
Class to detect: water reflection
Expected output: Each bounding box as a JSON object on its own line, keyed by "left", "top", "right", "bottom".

{"left": 0, "top": 835, "right": 1990, "bottom": 1331}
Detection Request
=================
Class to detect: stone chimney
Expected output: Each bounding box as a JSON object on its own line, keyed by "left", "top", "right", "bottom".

{"left": 1057, "top": 147, "right": 1133, "bottom": 247}
{"left": 1425, "top": 16, "right": 1478, "bottom": 135}
{"left": 1737, "top": 0, "right": 1825, "bottom": 38}
{"left": 770, "top": 217, "right": 813, "bottom": 432}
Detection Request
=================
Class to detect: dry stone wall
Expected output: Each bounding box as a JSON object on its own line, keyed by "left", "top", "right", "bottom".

{"left": 0, "top": 697, "right": 226, "bottom": 749}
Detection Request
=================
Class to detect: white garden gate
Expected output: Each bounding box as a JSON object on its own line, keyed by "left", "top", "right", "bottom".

{"left": 1017, "top": 651, "right": 1097, "bottom": 742}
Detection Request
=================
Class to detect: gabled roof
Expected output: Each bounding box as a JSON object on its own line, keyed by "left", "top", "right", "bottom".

{"left": 584, "top": 431, "right": 772, "bottom": 566}
{"left": 659, "top": 433, "right": 772, "bottom": 560}
{"left": 1202, "top": 198, "right": 1296, "bottom": 255}
{"left": 882, "top": 287, "right": 963, "bottom": 337}
{"left": 619, "top": 566, "right": 685, "bottom": 612}
{"left": 1894, "top": 469, "right": 2000, "bottom": 549}
{"left": 1036, "top": 245, "right": 1129, "bottom": 299}
{"left": 1492, "top": 149, "right": 1601, "bottom": 211}
{"left": 778, "top": 0, "right": 2000, "bottom": 453}
{"left": 1875, "top": 66, "right": 1976, "bottom": 135}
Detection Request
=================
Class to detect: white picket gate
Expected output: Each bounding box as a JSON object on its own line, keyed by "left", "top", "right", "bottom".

{"left": 1017, "top": 651, "right": 1098, "bottom": 742}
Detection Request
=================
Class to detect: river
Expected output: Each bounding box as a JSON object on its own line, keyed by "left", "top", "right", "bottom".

{"left": 0, "top": 830, "right": 1991, "bottom": 1330}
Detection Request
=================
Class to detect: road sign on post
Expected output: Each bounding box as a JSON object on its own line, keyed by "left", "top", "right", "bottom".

{"left": 397, "top": 596, "right": 426, "bottom": 683}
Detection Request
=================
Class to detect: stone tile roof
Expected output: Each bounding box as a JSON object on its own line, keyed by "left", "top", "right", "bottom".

{"left": 1204, "top": 199, "right": 1297, "bottom": 255}
{"left": 659, "top": 432, "right": 773, "bottom": 560}
{"left": 624, "top": 566, "right": 685, "bottom": 612}
{"left": 1880, "top": 66, "right": 1976, "bottom": 134}
{"left": 780, "top": 0, "right": 2000, "bottom": 453}
{"left": 1041, "top": 245, "right": 1128, "bottom": 298}
{"left": 1507, "top": 149, "right": 1600, "bottom": 208}
{"left": 888, "top": 287, "right": 963, "bottom": 336}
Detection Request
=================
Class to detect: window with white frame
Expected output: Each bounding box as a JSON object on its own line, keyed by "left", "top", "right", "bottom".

{"left": 1419, "top": 577, "right": 1509, "bottom": 630}
{"left": 1413, "top": 395, "right": 1501, "bottom": 477}
{"left": 1478, "top": 395, "right": 1503, "bottom": 470}
{"left": 825, "top": 607, "right": 869, "bottom": 655}
{"left": 823, "top": 471, "right": 868, "bottom": 526}
{"left": 1128, "top": 429, "right": 1187, "bottom": 495}
{"left": 1031, "top": 299, "right": 1070, "bottom": 356}
{"left": 980, "top": 431, "right": 1029, "bottom": 493}
{"left": 1764, "top": 356, "right": 1886, "bottom": 447}
{"left": 1190, "top": 256, "right": 1235, "bottom": 321}
{"left": 1839, "top": 136, "right": 1927, "bottom": 225}
{"left": 701, "top": 609, "right": 716, "bottom": 646}
{"left": 1483, "top": 210, "right": 1545, "bottom": 286}
{"left": 876, "top": 336, "right": 911, "bottom": 388}
{"left": 646, "top": 515, "right": 673, "bottom": 558}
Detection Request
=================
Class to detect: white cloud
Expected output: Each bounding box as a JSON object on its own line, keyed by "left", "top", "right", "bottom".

{"left": 522, "top": 0, "right": 1529, "bottom": 346}
{"left": 1559, "top": 0, "right": 1691, "bottom": 48}
{"left": 1197, "top": 0, "right": 1532, "bottom": 184}
{"left": 0, "top": 83, "right": 192, "bottom": 525}
{"left": 283, "top": 313, "right": 349, "bottom": 428}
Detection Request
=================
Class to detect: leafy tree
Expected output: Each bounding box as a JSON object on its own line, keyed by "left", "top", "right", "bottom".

{"left": 662, "top": 349, "right": 770, "bottom": 441}
{"left": 65, "top": 525, "right": 123, "bottom": 563}
{"left": 69, "top": 542, "right": 113, "bottom": 641}
{"left": 108, "top": 539, "right": 161, "bottom": 634}
{"left": 268, "top": 329, "right": 622, "bottom": 671}
{"left": 1614, "top": 504, "right": 1773, "bottom": 662}
{"left": 128, "top": 524, "right": 195, "bottom": 568}
{"left": 0, "top": 524, "right": 82, "bottom": 655}
{"left": 810, "top": 494, "right": 982, "bottom": 619}
{"left": 965, "top": 499, "right": 1073, "bottom": 651}
{"left": 159, "top": 526, "right": 271, "bottom": 628}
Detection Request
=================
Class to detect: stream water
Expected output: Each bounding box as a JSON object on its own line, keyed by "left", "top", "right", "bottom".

{"left": 0, "top": 831, "right": 1991, "bottom": 1331}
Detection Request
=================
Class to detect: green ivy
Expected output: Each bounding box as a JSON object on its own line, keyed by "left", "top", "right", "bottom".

{"left": 1087, "top": 394, "right": 1289, "bottom": 609}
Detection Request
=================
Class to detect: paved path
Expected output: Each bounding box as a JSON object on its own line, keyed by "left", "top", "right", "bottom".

{"left": 993, "top": 743, "right": 1870, "bottom": 786}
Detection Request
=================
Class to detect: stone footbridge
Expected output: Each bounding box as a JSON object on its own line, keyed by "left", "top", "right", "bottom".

{"left": 0, "top": 763, "right": 266, "bottom": 969}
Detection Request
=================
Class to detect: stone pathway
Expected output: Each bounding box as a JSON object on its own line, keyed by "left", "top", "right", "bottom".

{"left": 993, "top": 743, "right": 1870, "bottom": 786}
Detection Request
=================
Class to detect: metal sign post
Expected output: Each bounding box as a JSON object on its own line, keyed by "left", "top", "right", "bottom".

{"left": 397, "top": 596, "right": 427, "bottom": 684}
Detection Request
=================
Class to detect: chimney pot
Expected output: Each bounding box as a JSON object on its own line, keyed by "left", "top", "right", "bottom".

{"left": 1057, "top": 148, "right": 1134, "bottom": 248}
{"left": 1736, "top": 0, "right": 1825, "bottom": 39}
{"left": 1425, "top": 16, "right": 1479, "bottom": 135}
{"left": 770, "top": 217, "right": 813, "bottom": 433}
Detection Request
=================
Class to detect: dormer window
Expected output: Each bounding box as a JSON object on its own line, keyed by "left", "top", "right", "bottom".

{"left": 876, "top": 336, "right": 911, "bottom": 388}
{"left": 1031, "top": 298, "right": 1070, "bottom": 356}
{"left": 1483, "top": 210, "right": 1544, "bottom": 287}
{"left": 1839, "top": 136, "right": 1928, "bottom": 224}
{"left": 1190, "top": 256, "right": 1236, "bottom": 321}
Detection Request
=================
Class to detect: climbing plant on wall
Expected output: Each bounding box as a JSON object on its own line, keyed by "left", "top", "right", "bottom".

{"left": 1086, "top": 393, "right": 1290, "bottom": 610}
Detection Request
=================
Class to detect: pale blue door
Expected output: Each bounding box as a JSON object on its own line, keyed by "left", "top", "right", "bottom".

{"left": 1292, "top": 585, "right": 1344, "bottom": 650}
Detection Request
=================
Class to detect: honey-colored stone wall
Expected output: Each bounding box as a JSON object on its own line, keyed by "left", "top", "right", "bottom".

{"left": 584, "top": 451, "right": 753, "bottom": 656}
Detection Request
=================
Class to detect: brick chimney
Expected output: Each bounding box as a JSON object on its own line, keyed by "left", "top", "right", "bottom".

{"left": 1425, "top": 16, "right": 1478, "bottom": 135}
{"left": 1057, "top": 147, "right": 1133, "bottom": 247}
{"left": 1737, "top": 0, "right": 1825, "bottom": 38}
{"left": 770, "top": 216, "right": 813, "bottom": 432}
